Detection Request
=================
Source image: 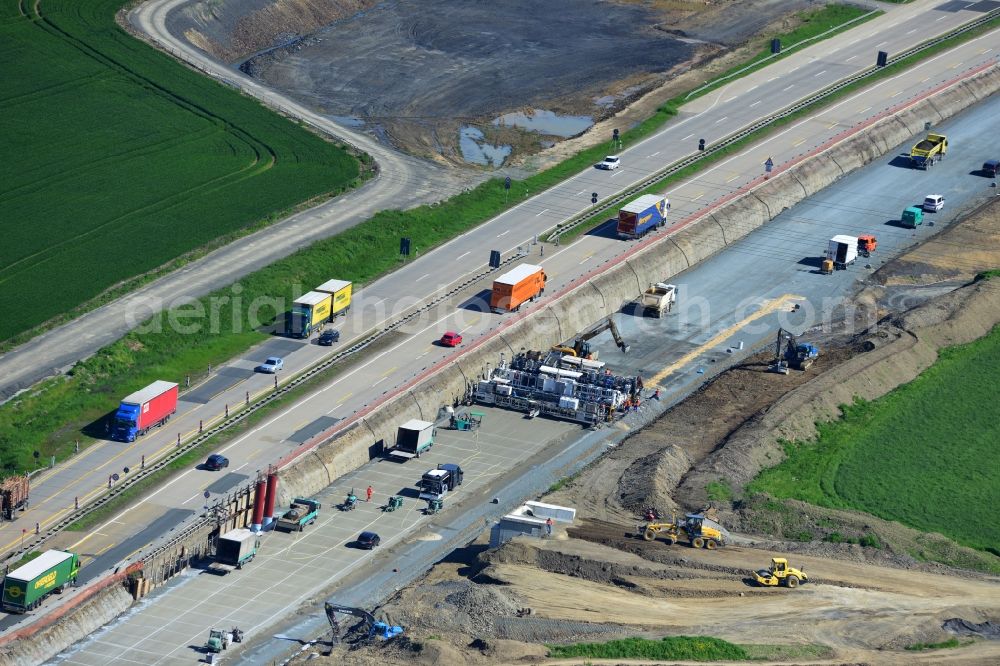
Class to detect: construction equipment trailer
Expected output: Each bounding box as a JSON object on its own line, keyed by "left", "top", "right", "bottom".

{"left": 474, "top": 349, "right": 639, "bottom": 425}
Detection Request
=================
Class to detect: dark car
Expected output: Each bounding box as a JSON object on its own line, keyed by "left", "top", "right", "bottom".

{"left": 318, "top": 329, "right": 340, "bottom": 346}
{"left": 204, "top": 454, "right": 229, "bottom": 471}
{"left": 983, "top": 159, "right": 999, "bottom": 178}
{"left": 357, "top": 531, "right": 381, "bottom": 549}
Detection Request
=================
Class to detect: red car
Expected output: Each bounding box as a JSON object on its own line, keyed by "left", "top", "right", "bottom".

{"left": 440, "top": 331, "right": 462, "bottom": 347}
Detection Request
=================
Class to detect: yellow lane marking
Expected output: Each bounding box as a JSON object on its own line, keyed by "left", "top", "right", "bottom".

{"left": 649, "top": 294, "right": 805, "bottom": 387}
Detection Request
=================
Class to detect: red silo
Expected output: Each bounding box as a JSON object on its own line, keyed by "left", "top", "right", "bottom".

{"left": 263, "top": 472, "right": 278, "bottom": 526}
{"left": 252, "top": 478, "right": 267, "bottom": 530}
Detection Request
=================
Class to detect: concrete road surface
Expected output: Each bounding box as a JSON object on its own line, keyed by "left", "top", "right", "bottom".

{"left": 2, "top": 0, "right": 996, "bottom": 567}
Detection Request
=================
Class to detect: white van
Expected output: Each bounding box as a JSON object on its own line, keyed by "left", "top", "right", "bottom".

{"left": 922, "top": 194, "right": 944, "bottom": 212}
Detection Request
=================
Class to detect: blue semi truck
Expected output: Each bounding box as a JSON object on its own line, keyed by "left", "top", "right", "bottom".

{"left": 617, "top": 195, "right": 668, "bottom": 239}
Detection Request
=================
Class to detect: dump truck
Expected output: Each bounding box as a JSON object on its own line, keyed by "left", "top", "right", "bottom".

{"left": 111, "top": 381, "right": 178, "bottom": 442}
{"left": 753, "top": 557, "right": 808, "bottom": 588}
{"left": 276, "top": 498, "right": 321, "bottom": 532}
{"left": 617, "top": 195, "right": 668, "bottom": 239}
{"left": 213, "top": 528, "right": 260, "bottom": 572}
{"left": 491, "top": 265, "right": 546, "bottom": 313}
{"left": 638, "top": 283, "right": 676, "bottom": 318}
{"left": 2, "top": 550, "right": 80, "bottom": 613}
{"left": 389, "top": 420, "right": 436, "bottom": 460}
{"left": 825, "top": 235, "right": 858, "bottom": 270}
{"left": 901, "top": 206, "right": 924, "bottom": 228}
{"left": 1, "top": 475, "right": 29, "bottom": 521}
{"left": 418, "top": 464, "right": 463, "bottom": 501}
{"left": 285, "top": 291, "right": 333, "bottom": 338}
{"left": 315, "top": 279, "right": 353, "bottom": 318}
{"left": 909, "top": 132, "right": 947, "bottom": 169}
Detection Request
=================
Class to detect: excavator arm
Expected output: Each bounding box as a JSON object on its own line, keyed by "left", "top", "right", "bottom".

{"left": 573, "top": 318, "right": 630, "bottom": 356}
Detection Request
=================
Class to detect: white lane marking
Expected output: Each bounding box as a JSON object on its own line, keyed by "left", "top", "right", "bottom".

{"left": 905, "top": 28, "right": 917, "bottom": 35}
{"left": 534, "top": 209, "right": 549, "bottom": 217}
{"left": 497, "top": 229, "right": 511, "bottom": 237}
{"left": 714, "top": 116, "right": 728, "bottom": 124}
{"left": 416, "top": 273, "right": 430, "bottom": 282}
{"left": 576, "top": 190, "right": 586, "bottom": 195}
{"left": 877, "top": 41, "right": 887, "bottom": 47}
{"left": 845, "top": 55, "right": 857, "bottom": 62}
{"left": 649, "top": 151, "right": 661, "bottom": 157}
{"left": 749, "top": 100, "right": 761, "bottom": 107}
{"left": 814, "top": 70, "right": 826, "bottom": 78}
{"left": 858, "top": 106, "right": 872, "bottom": 114}
{"left": 782, "top": 85, "right": 794, "bottom": 92}
{"left": 682, "top": 133, "right": 694, "bottom": 141}
{"left": 455, "top": 251, "right": 470, "bottom": 261}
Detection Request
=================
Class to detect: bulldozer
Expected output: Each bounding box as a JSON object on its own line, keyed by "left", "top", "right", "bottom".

{"left": 752, "top": 557, "right": 808, "bottom": 588}
{"left": 639, "top": 512, "right": 730, "bottom": 550}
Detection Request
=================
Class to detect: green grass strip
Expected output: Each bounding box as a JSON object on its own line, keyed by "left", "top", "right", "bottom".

{"left": 750, "top": 322, "right": 1000, "bottom": 553}
{"left": 547, "top": 636, "right": 750, "bottom": 660}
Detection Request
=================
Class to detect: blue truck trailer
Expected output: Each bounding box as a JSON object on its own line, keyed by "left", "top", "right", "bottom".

{"left": 617, "top": 195, "right": 668, "bottom": 239}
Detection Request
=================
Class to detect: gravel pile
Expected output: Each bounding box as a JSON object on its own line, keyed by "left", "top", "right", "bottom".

{"left": 444, "top": 584, "right": 522, "bottom": 634}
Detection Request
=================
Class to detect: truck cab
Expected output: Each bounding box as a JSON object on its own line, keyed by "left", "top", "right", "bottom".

{"left": 418, "top": 464, "right": 463, "bottom": 501}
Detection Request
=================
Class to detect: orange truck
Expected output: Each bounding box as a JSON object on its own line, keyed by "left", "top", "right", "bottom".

{"left": 491, "top": 264, "right": 546, "bottom": 313}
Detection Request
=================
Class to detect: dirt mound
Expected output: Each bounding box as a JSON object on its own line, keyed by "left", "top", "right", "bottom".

{"left": 944, "top": 618, "right": 1000, "bottom": 639}
{"left": 167, "top": 0, "right": 376, "bottom": 63}
{"left": 619, "top": 445, "right": 690, "bottom": 516}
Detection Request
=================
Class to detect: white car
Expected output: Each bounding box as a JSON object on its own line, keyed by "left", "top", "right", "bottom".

{"left": 257, "top": 356, "right": 284, "bottom": 373}
{"left": 595, "top": 155, "right": 621, "bottom": 170}
{"left": 922, "top": 194, "right": 944, "bottom": 212}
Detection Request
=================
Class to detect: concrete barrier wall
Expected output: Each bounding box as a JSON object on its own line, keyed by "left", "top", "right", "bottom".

{"left": 278, "top": 63, "right": 1000, "bottom": 504}
{"left": 0, "top": 578, "right": 132, "bottom": 666}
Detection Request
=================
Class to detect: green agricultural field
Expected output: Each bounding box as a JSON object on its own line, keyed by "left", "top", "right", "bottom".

{"left": 0, "top": 0, "right": 358, "bottom": 342}
{"left": 750, "top": 325, "right": 1000, "bottom": 552}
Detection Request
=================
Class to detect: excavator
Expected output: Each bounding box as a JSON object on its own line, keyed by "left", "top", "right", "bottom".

{"left": 767, "top": 328, "right": 819, "bottom": 374}
{"left": 639, "top": 511, "right": 730, "bottom": 550}
{"left": 752, "top": 557, "right": 808, "bottom": 588}
{"left": 552, "top": 317, "right": 630, "bottom": 358}
{"left": 323, "top": 602, "right": 403, "bottom": 652}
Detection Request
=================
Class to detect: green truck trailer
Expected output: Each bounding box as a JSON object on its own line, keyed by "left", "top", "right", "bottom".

{"left": 2, "top": 550, "right": 80, "bottom": 613}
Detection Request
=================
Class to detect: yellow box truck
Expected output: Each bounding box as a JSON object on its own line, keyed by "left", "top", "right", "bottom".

{"left": 286, "top": 291, "right": 332, "bottom": 338}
